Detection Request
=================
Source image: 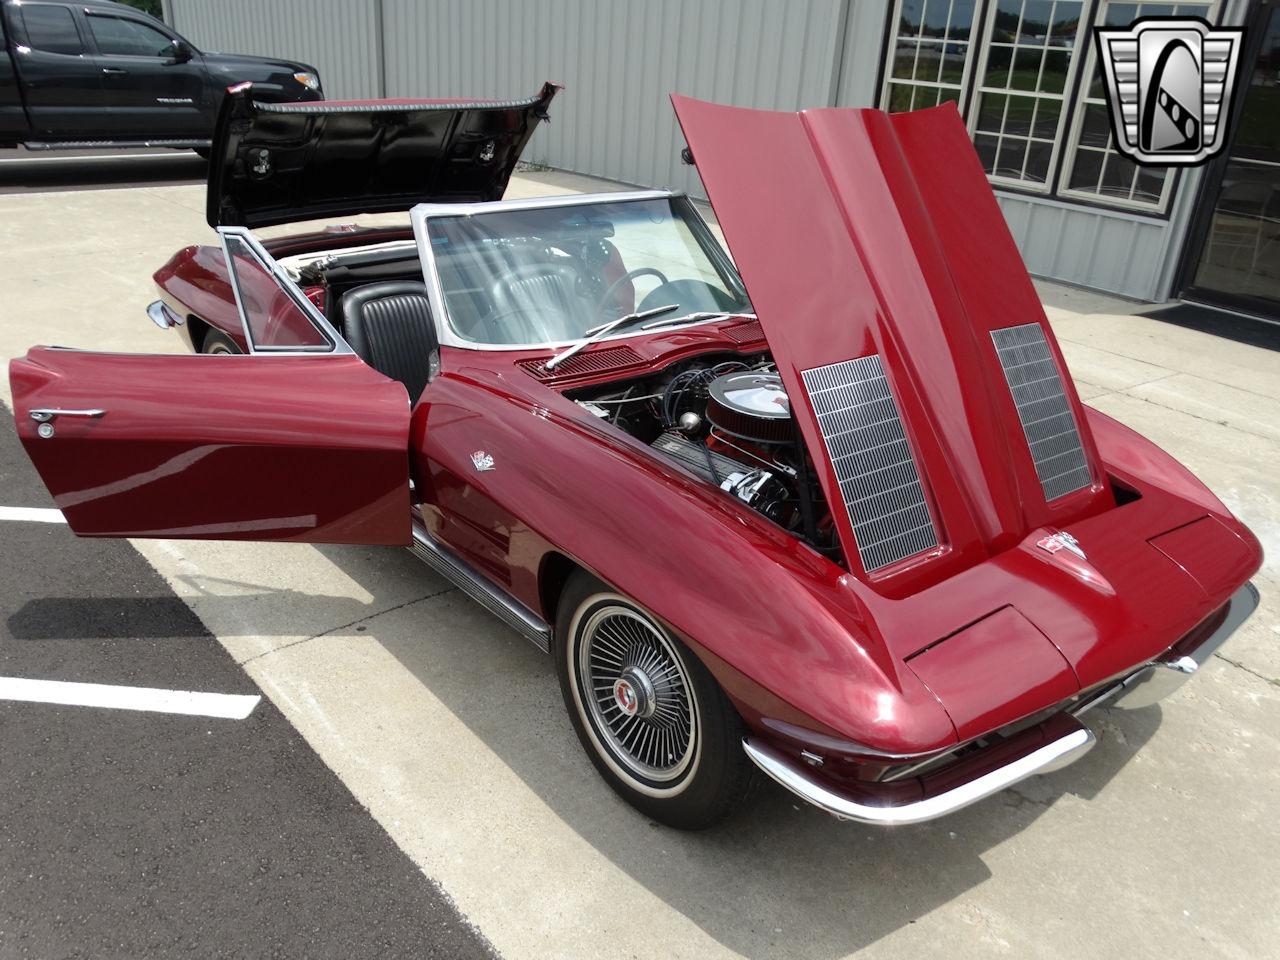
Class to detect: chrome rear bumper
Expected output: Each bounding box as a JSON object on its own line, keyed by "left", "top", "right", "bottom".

{"left": 1076, "top": 581, "right": 1259, "bottom": 713}
{"left": 744, "top": 581, "right": 1259, "bottom": 826}
{"left": 744, "top": 716, "right": 1095, "bottom": 826}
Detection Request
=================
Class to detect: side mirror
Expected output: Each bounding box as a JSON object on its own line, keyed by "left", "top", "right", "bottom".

{"left": 166, "top": 39, "right": 193, "bottom": 65}
{"left": 147, "top": 300, "right": 183, "bottom": 329}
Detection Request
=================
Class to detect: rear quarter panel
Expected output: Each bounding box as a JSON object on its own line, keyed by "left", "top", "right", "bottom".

{"left": 154, "top": 244, "right": 248, "bottom": 352}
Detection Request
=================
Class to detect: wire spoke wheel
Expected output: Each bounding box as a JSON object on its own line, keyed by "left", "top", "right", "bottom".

{"left": 201, "top": 330, "right": 240, "bottom": 355}
{"left": 577, "top": 604, "right": 697, "bottom": 786}
{"left": 556, "top": 573, "right": 754, "bottom": 827}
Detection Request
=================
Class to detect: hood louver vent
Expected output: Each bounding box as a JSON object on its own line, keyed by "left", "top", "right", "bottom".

{"left": 801, "top": 356, "right": 938, "bottom": 573}
{"left": 991, "top": 323, "right": 1092, "bottom": 501}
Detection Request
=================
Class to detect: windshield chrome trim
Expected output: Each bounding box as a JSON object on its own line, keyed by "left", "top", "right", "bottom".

{"left": 410, "top": 190, "right": 742, "bottom": 353}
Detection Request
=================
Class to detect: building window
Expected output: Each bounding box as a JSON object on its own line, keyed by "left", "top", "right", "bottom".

{"left": 969, "top": 0, "right": 1088, "bottom": 189}
{"left": 879, "top": 0, "right": 1224, "bottom": 213}
{"left": 1059, "top": 1, "right": 1215, "bottom": 210}
{"left": 883, "top": 0, "right": 980, "bottom": 112}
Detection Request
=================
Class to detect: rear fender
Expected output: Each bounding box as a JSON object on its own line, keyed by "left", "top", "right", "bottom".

{"left": 153, "top": 244, "right": 248, "bottom": 352}
{"left": 1086, "top": 406, "right": 1239, "bottom": 519}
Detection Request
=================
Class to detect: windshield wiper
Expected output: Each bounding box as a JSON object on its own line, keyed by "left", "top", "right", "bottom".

{"left": 544, "top": 304, "right": 679, "bottom": 371}
{"left": 639, "top": 310, "right": 757, "bottom": 331}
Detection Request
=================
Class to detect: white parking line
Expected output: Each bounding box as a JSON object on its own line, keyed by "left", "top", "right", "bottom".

{"left": 0, "top": 506, "right": 65, "bottom": 523}
{"left": 0, "top": 677, "right": 261, "bottom": 719}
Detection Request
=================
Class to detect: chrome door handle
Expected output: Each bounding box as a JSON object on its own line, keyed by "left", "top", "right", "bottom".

{"left": 101, "top": 67, "right": 128, "bottom": 76}
{"left": 29, "top": 408, "right": 107, "bottom": 422}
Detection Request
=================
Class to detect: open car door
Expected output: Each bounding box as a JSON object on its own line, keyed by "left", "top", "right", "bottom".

{"left": 9, "top": 229, "right": 412, "bottom": 545}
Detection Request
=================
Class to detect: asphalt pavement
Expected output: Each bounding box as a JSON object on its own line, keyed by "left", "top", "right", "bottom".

{"left": 0, "top": 417, "right": 493, "bottom": 958}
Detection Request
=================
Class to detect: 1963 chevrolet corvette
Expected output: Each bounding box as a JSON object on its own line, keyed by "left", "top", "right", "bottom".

{"left": 10, "top": 84, "right": 1262, "bottom": 829}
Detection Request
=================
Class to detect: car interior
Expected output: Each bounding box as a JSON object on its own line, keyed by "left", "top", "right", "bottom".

{"left": 339, "top": 280, "right": 436, "bottom": 404}
{"left": 271, "top": 198, "right": 749, "bottom": 403}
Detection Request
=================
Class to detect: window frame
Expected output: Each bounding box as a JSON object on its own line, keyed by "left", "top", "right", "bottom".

{"left": 877, "top": 0, "right": 1232, "bottom": 217}
{"left": 965, "top": 0, "right": 1093, "bottom": 193}
{"left": 878, "top": 0, "right": 986, "bottom": 115}
{"left": 1055, "top": 0, "right": 1220, "bottom": 213}
{"left": 84, "top": 11, "right": 179, "bottom": 60}
{"left": 217, "top": 227, "right": 349, "bottom": 356}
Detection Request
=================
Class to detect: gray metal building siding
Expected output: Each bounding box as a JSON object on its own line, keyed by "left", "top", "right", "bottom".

{"left": 380, "top": 0, "right": 863, "bottom": 196}
{"left": 168, "top": 0, "right": 384, "bottom": 100}
{"left": 164, "top": 0, "right": 1233, "bottom": 303}
{"left": 168, "top": 0, "right": 884, "bottom": 198}
{"left": 997, "top": 193, "right": 1178, "bottom": 302}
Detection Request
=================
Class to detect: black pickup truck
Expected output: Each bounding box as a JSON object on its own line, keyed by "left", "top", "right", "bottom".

{"left": 0, "top": 0, "right": 322, "bottom": 153}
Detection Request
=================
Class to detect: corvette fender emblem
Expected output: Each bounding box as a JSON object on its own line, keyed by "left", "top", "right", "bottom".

{"left": 470, "top": 450, "right": 495, "bottom": 472}
{"left": 1037, "top": 531, "right": 1087, "bottom": 561}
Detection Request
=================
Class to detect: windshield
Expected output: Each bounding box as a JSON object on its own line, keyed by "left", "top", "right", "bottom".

{"left": 425, "top": 196, "right": 752, "bottom": 346}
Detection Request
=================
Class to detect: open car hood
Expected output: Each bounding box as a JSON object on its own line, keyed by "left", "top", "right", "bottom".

{"left": 208, "top": 82, "right": 559, "bottom": 228}
{"left": 672, "top": 96, "right": 1114, "bottom": 592}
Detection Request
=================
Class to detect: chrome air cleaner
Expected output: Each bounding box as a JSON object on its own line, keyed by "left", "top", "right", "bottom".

{"left": 706, "top": 371, "right": 792, "bottom": 444}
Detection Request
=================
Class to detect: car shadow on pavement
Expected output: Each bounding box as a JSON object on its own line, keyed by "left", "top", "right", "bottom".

{"left": 0, "top": 152, "right": 207, "bottom": 195}
{"left": 9, "top": 596, "right": 211, "bottom": 639}
{"left": 7, "top": 586, "right": 387, "bottom": 647}
{"left": 306, "top": 543, "right": 1164, "bottom": 960}
{"left": 5, "top": 532, "right": 1165, "bottom": 959}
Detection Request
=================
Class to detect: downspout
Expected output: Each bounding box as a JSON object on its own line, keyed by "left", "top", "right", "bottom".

{"left": 373, "top": 0, "right": 386, "bottom": 99}
{"left": 825, "top": 0, "right": 854, "bottom": 107}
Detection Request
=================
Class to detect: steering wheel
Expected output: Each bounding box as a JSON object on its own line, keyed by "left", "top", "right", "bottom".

{"left": 594, "top": 267, "right": 669, "bottom": 317}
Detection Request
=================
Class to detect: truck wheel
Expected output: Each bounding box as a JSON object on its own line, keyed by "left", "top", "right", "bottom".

{"left": 201, "top": 330, "right": 241, "bottom": 355}
{"left": 554, "top": 571, "right": 755, "bottom": 829}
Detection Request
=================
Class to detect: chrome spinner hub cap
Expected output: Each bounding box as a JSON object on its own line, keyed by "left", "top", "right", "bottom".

{"left": 613, "top": 666, "right": 656, "bottom": 719}
{"left": 578, "top": 605, "right": 697, "bottom": 784}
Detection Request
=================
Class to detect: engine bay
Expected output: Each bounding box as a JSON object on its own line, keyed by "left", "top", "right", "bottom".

{"left": 282, "top": 244, "right": 841, "bottom": 560}
{"left": 567, "top": 353, "right": 843, "bottom": 561}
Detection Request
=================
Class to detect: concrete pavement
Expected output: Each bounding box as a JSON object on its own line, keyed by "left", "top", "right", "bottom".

{"left": 0, "top": 422, "right": 495, "bottom": 960}
{"left": 0, "top": 164, "right": 1277, "bottom": 960}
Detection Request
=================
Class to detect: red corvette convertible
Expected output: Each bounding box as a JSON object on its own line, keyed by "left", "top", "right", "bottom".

{"left": 11, "top": 85, "right": 1262, "bottom": 829}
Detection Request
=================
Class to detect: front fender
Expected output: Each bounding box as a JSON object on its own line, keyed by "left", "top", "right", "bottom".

{"left": 413, "top": 365, "right": 958, "bottom": 756}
